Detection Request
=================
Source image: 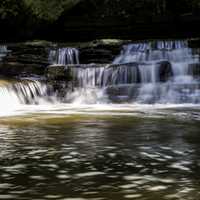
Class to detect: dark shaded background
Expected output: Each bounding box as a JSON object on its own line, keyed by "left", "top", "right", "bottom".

{"left": 1, "top": 0, "right": 200, "bottom": 42}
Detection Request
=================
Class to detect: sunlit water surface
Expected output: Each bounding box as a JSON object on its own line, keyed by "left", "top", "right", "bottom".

{"left": 1, "top": 104, "right": 200, "bottom": 200}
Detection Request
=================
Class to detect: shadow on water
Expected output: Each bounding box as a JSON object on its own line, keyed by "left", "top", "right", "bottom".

{"left": 1, "top": 114, "right": 200, "bottom": 200}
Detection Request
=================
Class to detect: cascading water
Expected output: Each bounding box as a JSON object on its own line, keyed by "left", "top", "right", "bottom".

{"left": 71, "top": 64, "right": 139, "bottom": 88}
{"left": 49, "top": 47, "right": 79, "bottom": 65}
{"left": 65, "top": 63, "right": 139, "bottom": 104}
{"left": 0, "top": 80, "right": 55, "bottom": 116}
{"left": 1, "top": 40, "right": 200, "bottom": 109}
{"left": 109, "top": 40, "right": 200, "bottom": 104}
{"left": 67, "top": 40, "right": 200, "bottom": 104}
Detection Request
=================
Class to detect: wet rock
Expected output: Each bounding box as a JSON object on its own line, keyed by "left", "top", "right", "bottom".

{"left": 4, "top": 43, "right": 51, "bottom": 66}
{"left": 105, "top": 84, "right": 140, "bottom": 103}
{"left": 107, "top": 62, "right": 140, "bottom": 84}
{"left": 46, "top": 65, "right": 72, "bottom": 81}
{"left": 46, "top": 62, "right": 139, "bottom": 82}
{"left": 0, "top": 42, "right": 54, "bottom": 77}
{"left": 188, "top": 38, "right": 200, "bottom": 48}
{"left": 157, "top": 61, "right": 173, "bottom": 82}
{"left": 188, "top": 63, "right": 200, "bottom": 77}
{"left": 79, "top": 48, "right": 114, "bottom": 64}
{"left": 46, "top": 65, "right": 75, "bottom": 99}
{"left": 24, "top": 40, "right": 54, "bottom": 47}
{"left": 0, "top": 62, "right": 45, "bottom": 77}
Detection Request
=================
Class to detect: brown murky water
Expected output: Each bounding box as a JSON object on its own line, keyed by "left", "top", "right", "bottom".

{"left": 1, "top": 110, "right": 200, "bottom": 200}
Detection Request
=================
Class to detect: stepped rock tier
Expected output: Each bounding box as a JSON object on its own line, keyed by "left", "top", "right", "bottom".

{"left": 1, "top": 39, "right": 200, "bottom": 105}
{"left": 46, "top": 40, "right": 200, "bottom": 104}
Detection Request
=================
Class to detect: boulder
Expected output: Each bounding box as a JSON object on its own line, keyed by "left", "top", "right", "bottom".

{"left": 157, "top": 61, "right": 173, "bottom": 82}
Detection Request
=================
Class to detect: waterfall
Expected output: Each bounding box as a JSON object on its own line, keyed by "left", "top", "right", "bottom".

{"left": 71, "top": 63, "right": 139, "bottom": 88}
{"left": 66, "top": 64, "right": 139, "bottom": 104}
{"left": 0, "top": 80, "right": 55, "bottom": 113}
{"left": 2, "top": 40, "right": 199, "bottom": 106}
{"left": 49, "top": 48, "right": 79, "bottom": 65}
{"left": 113, "top": 41, "right": 189, "bottom": 63}
{"left": 63, "top": 40, "right": 200, "bottom": 104}
{"left": 70, "top": 40, "right": 195, "bottom": 88}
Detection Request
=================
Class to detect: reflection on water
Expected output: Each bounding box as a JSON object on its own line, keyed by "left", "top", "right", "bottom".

{"left": 1, "top": 111, "right": 200, "bottom": 200}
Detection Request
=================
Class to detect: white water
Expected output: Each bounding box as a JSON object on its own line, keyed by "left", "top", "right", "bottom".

{"left": 49, "top": 48, "right": 79, "bottom": 65}
{"left": 113, "top": 41, "right": 198, "bottom": 81}
{"left": 66, "top": 40, "right": 200, "bottom": 104}
{"left": 112, "top": 40, "right": 200, "bottom": 103}
{"left": 0, "top": 80, "right": 56, "bottom": 117}
{"left": 71, "top": 64, "right": 139, "bottom": 88}
{"left": 0, "top": 78, "right": 199, "bottom": 118}
{"left": 1, "top": 40, "right": 200, "bottom": 117}
{"left": 0, "top": 78, "right": 200, "bottom": 118}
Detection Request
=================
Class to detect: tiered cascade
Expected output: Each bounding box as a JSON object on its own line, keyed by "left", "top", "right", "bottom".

{"left": 68, "top": 40, "right": 200, "bottom": 104}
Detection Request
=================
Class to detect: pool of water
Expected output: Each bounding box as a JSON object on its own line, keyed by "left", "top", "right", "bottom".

{"left": 1, "top": 105, "right": 200, "bottom": 200}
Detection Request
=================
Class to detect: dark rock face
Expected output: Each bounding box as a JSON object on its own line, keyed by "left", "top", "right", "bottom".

{"left": 157, "top": 61, "right": 173, "bottom": 82}
{"left": 106, "top": 84, "right": 140, "bottom": 103}
{"left": 0, "top": 62, "right": 45, "bottom": 77}
{"left": 188, "top": 63, "right": 200, "bottom": 77}
{"left": 4, "top": 43, "right": 51, "bottom": 65}
{"left": 0, "top": 42, "right": 53, "bottom": 77}
{"left": 80, "top": 48, "right": 115, "bottom": 64}
{"left": 79, "top": 40, "right": 129, "bottom": 63}
{"left": 45, "top": 65, "right": 74, "bottom": 99}
{"left": 46, "top": 65, "right": 72, "bottom": 81}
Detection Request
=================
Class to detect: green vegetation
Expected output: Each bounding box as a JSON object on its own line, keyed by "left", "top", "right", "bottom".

{"left": 1, "top": 0, "right": 200, "bottom": 40}
{"left": 1, "top": 0, "right": 200, "bottom": 23}
{"left": 0, "top": 0, "right": 81, "bottom": 21}
{"left": 24, "top": 0, "right": 81, "bottom": 21}
{"left": 0, "top": 0, "right": 24, "bottom": 19}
